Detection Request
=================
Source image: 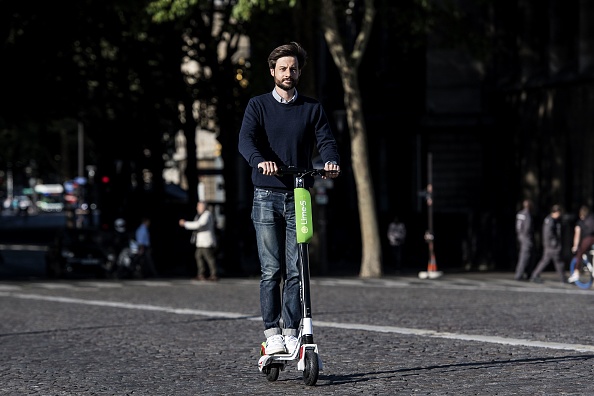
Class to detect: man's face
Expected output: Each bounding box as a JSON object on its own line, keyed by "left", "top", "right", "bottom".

{"left": 271, "top": 56, "right": 300, "bottom": 91}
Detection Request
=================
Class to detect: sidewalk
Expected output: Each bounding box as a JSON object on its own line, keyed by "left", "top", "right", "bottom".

{"left": 372, "top": 268, "right": 577, "bottom": 290}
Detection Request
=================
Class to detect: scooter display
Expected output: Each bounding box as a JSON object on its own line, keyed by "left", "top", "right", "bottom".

{"left": 256, "top": 165, "right": 338, "bottom": 386}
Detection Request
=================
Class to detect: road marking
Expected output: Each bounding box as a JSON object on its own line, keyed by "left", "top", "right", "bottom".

{"left": 0, "top": 244, "right": 48, "bottom": 252}
{"left": 313, "top": 278, "right": 593, "bottom": 295}
{"left": 2, "top": 291, "right": 594, "bottom": 353}
{"left": 1, "top": 277, "right": 591, "bottom": 296}
{"left": 313, "top": 321, "right": 594, "bottom": 353}
{"left": 0, "top": 292, "right": 258, "bottom": 320}
{"left": 33, "top": 283, "right": 79, "bottom": 290}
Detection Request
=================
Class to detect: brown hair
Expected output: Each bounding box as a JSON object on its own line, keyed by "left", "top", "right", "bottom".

{"left": 267, "top": 42, "right": 307, "bottom": 71}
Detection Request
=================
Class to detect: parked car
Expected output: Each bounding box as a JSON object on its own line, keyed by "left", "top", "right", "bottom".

{"left": 45, "top": 228, "right": 117, "bottom": 278}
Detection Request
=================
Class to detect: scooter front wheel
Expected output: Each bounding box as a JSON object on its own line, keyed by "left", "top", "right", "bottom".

{"left": 302, "top": 350, "right": 319, "bottom": 386}
{"left": 264, "top": 365, "right": 280, "bottom": 382}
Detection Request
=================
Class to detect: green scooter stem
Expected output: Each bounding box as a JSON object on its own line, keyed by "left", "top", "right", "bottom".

{"left": 295, "top": 188, "right": 314, "bottom": 244}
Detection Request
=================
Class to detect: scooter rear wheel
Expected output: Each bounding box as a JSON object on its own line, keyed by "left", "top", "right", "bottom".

{"left": 302, "top": 350, "right": 319, "bottom": 386}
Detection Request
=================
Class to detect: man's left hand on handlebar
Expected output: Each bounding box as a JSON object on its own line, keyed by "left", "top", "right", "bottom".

{"left": 323, "top": 161, "right": 340, "bottom": 179}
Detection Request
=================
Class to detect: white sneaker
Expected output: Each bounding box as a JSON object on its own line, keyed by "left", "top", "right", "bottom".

{"left": 265, "top": 334, "right": 286, "bottom": 355}
{"left": 284, "top": 335, "right": 299, "bottom": 354}
{"left": 568, "top": 271, "right": 580, "bottom": 283}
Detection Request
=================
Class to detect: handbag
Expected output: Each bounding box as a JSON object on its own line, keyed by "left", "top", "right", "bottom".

{"left": 190, "top": 231, "right": 198, "bottom": 244}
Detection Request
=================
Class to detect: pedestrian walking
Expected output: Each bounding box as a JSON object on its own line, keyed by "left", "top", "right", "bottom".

{"left": 387, "top": 216, "right": 406, "bottom": 272}
{"left": 135, "top": 216, "right": 159, "bottom": 277}
{"left": 568, "top": 205, "right": 594, "bottom": 283}
{"left": 179, "top": 201, "right": 218, "bottom": 281}
{"left": 529, "top": 205, "right": 566, "bottom": 283}
{"left": 514, "top": 199, "right": 534, "bottom": 281}
{"left": 238, "top": 42, "right": 340, "bottom": 355}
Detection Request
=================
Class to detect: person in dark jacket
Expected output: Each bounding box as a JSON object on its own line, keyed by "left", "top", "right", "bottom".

{"left": 568, "top": 205, "right": 594, "bottom": 283}
{"left": 529, "top": 205, "right": 565, "bottom": 283}
{"left": 238, "top": 42, "right": 340, "bottom": 356}
{"left": 514, "top": 199, "right": 534, "bottom": 280}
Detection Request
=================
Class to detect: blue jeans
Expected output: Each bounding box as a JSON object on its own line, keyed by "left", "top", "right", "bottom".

{"left": 251, "top": 188, "right": 301, "bottom": 334}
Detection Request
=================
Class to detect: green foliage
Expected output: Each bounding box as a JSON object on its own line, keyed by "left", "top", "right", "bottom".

{"left": 146, "top": 0, "right": 297, "bottom": 23}
{"left": 231, "top": 0, "right": 296, "bottom": 22}
{"left": 0, "top": 0, "right": 183, "bottom": 182}
{"left": 147, "top": 0, "right": 202, "bottom": 23}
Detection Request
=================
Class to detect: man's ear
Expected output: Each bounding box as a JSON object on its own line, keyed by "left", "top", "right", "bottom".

{"left": 270, "top": 68, "right": 275, "bottom": 77}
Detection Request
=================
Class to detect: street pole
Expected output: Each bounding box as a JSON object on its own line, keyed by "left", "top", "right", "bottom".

{"left": 78, "top": 122, "right": 84, "bottom": 178}
{"left": 419, "top": 152, "right": 442, "bottom": 279}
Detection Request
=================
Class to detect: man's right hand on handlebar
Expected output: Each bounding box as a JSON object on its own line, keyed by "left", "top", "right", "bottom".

{"left": 258, "top": 161, "right": 279, "bottom": 176}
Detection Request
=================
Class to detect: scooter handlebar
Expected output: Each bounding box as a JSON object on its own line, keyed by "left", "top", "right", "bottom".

{"left": 257, "top": 166, "right": 339, "bottom": 178}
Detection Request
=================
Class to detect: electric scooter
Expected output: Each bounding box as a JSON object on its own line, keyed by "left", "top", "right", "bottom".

{"left": 256, "top": 166, "right": 338, "bottom": 386}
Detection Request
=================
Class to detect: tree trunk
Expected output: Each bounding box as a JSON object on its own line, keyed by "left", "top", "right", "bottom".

{"left": 183, "top": 98, "right": 198, "bottom": 205}
{"left": 346, "top": 73, "right": 382, "bottom": 278}
{"left": 320, "top": 0, "right": 382, "bottom": 277}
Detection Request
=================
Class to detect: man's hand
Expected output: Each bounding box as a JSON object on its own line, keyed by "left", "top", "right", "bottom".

{"left": 258, "top": 161, "right": 278, "bottom": 175}
{"left": 323, "top": 161, "right": 340, "bottom": 179}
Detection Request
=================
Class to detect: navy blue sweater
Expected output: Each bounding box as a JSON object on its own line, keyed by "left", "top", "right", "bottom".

{"left": 238, "top": 92, "right": 340, "bottom": 190}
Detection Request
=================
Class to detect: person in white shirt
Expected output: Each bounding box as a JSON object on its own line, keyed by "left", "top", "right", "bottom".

{"left": 179, "top": 201, "right": 218, "bottom": 281}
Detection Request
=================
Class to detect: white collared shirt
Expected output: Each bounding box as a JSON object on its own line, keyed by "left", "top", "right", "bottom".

{"left": 272, "top": 88, "right": 298, "bottom": 104}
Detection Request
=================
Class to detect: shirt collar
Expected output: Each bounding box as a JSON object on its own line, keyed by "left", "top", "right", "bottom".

{"left": 272, "top": 88, "right": 298, "bottom": 104}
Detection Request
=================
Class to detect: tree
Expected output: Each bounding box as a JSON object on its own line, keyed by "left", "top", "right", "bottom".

{"left": 0, "top": 0, "right": 181, "bottom": 185}
{"left": 320, "top": 0, "right": 380, "bottom": 278}
{"left": 147, "top": 0, "right": 253, "bottom": 274}
{"left": 233, "top": 0, "right": 382, "bottom": 277}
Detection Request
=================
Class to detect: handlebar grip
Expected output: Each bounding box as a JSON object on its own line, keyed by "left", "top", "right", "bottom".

{"left": 257, "top": 166, "right": 285, "bottom": 176}
{"left": 257, "top": 166, "right": 339, "bottom": 177}
{"left": 324, "top": 169, "right": 340, "bottom": 176}
{"left": 258, "top": 165, "right": 304, "bottom": 175}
